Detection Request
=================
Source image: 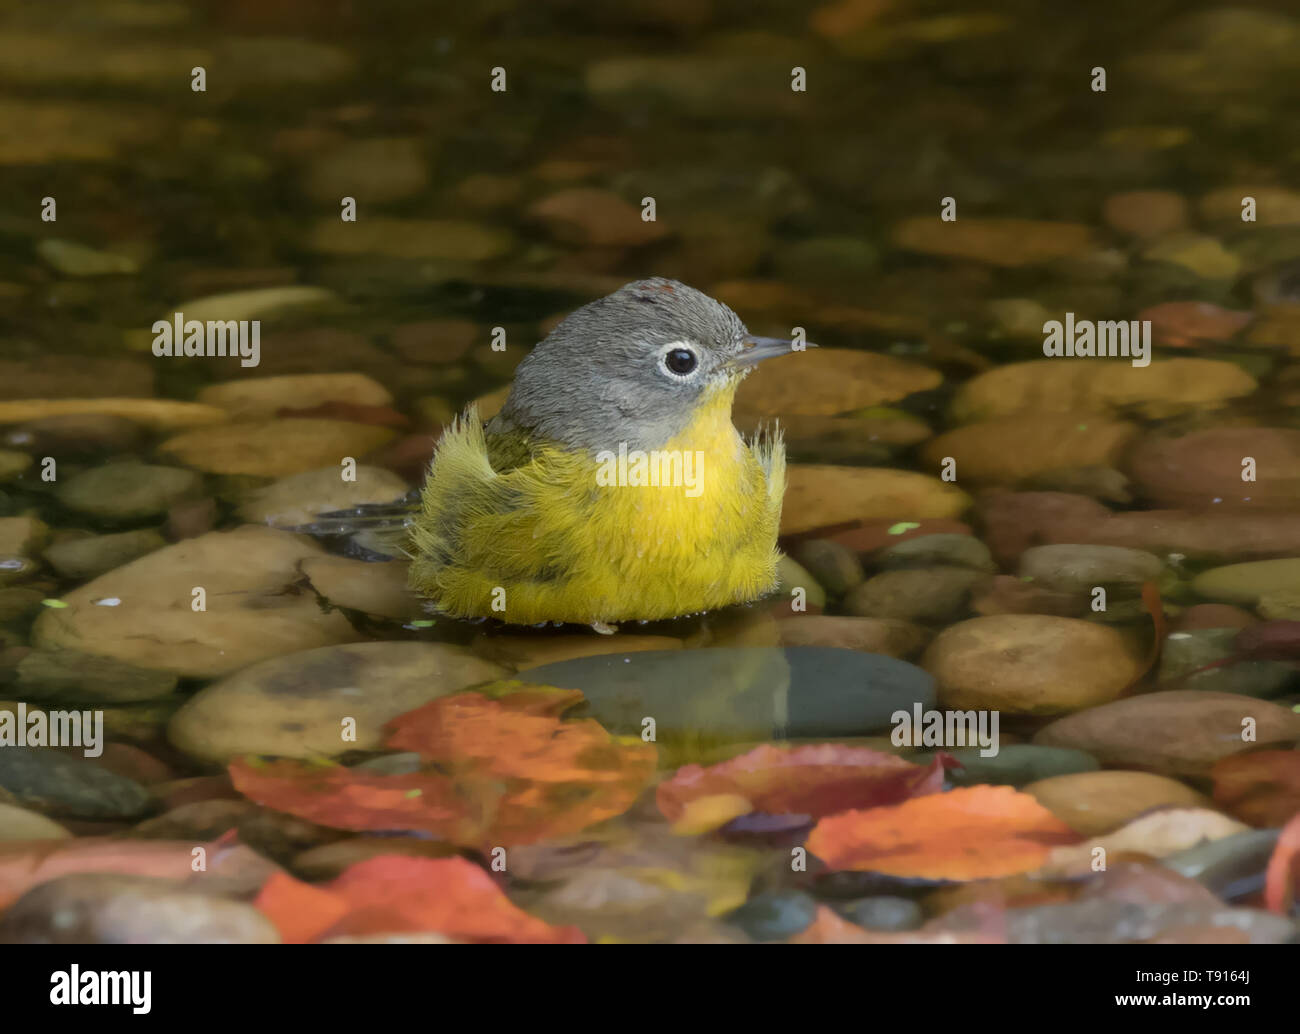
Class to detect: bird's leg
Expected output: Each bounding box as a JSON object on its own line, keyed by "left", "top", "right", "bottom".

{"left": 590, "top": 621, "right": 618, "bottom": 636}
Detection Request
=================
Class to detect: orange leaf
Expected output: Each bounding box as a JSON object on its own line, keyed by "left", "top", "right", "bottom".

{"left": 657, "top": 744, "right": 949, "bottom": 828}
{"left": 229, "top": 759, "right": 476, "bottom": 836}
{"left": 255, "top": 871, "right": 350, "bottom": 944}
{"left": 229, "top": 687, "right": 656, "bottom": 849}
{"left": 254, "top": 855, "right": 585, "bottom": 944}
{"left": 807, "top": 785, "right": 1080, "bottom": 880}
{"left": 388, "top": 690, "right": 638, "bottom": 784}
{"left": 1212, "top": 751, "right": 1300, "bottom": 827}
{"left": 1264, "top": 810, "right": 1300, "bottom": 916}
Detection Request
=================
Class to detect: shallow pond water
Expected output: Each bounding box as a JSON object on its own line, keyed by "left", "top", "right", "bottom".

{"left": 0, "top": 0, "right": 1299, "bottom": 945}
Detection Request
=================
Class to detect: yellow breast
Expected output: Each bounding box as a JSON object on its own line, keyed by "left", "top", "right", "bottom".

{"left": 407, "top": 388, "right": 785, "bottom": 625}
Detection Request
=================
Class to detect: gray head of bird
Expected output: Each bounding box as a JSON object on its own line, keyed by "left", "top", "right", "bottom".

{"left": 490, "top": 277, "right": 810, "bottom": 452}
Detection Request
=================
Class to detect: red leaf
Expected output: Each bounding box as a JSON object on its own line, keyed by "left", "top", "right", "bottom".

{"left": 657, "top": 744, "right": 950, "bottom": 831}
{"left": 1264, "top": 810, "right": 1300, "bottom": 916}
{"left": 229, "top": 686, "right": 656, "bottom": 849}
{"left": 807, "top": 785, "right": 1080, "bottom": 880}
{"left": 255, "top": 855, "right": 586, "bottom": 943}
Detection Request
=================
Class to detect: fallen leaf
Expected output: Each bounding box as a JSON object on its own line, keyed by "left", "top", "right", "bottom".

{"left": 229, "top": 685, "right": 656, "bottom": 848}
{"left": 1212, "top": 751, "right": 1300, "bottom": 827}
{"left": 807, "top": 785, "right": 1079, "bottom": 880}
{"left": 229, "top": 759, "right": 474, "bottom": 835}
{"left": 657, "top": 743, "right": 950, "bottom": 834}
{"left": 1264, "top": 810, "right": 1300, "bottom": 916}
{"left": 255, "top": 855, "right": 585, "bottom": 943}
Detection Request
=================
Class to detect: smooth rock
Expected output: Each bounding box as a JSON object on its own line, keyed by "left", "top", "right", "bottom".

{"left": 16, "top": 648, "right": 178, "bottom": 703}
{"left": 921, "top": 413, "right": 1138, "bottom": 485}
{"left": 517, "top": 646, "right": 935, "bottom": 749}
{"left": 0, "top": 449, "right": 32, "bottom": 481}
{"left": 237, "top": 464, "right": 409, "bottom": 528}
{"left": 390, "top": 319, "right": 479, "bottom": 364}
{"left": 1023, "top": 770, "right": 1210, "bottom": 836}
{"left": 979, "top": 489, "right": 1300, "bottom": 566}
{"left": 724, "top": 890, "right": 817, "bottom": 941}
{"left": 949, "top": 359, "right": 1257, "bottom": 423}
{"left": 1022, "top": 465, "right": 1132, "bottom": 504}
{"left": 160, "top": 419, "right": 396, "bottom": 477}
{"left": 0, "top": 801, "right": 71, "bottom": 840}
{"left": 922, "top": 615, "right": 1144, "bottom": 714}
{"left": 775, "top": 556, "right": 826, "bottom": 611}
{"left": 56, "top": 462, "right": 201, "bottom": 521}
{"left": 169, "top": 286, "right": 335, "bottom": 325}
{"left": 1158, "top": 629, "right": 1295, "bottom": 698}
{"left": 946, "top": 744, "right": 1099, "bottom": 788}
{"left": 733, "top": 348, "right": 940, "bottom": 419}
{"left": 42, "top": 529, "right": 166, "bottom": 581}
{"left": 1102, "top": 190, "right": 1188, "bottom": 239}
{"left": 299, "top": 556, "right": 421, "bottom": 621}
{"left": 836, "top": 895, "right": 923, "bottom": 932}
{"left": 0, "top": 399, "right": 226, "bottom": 431}
{"left": 892, "top": 217, "right": 1095, "bottom": 267}
{"left": 782, "top": 466, "right": 970, "bottom": 535}
{"left": 1127, "top": 428, "right": 1300, "bottom": 509}
{"left": 1193, "top": 558, "right": 1300, "bottom": 605}
{"left": 872, "top": 533, "right": 995, "bottom": 572}
{"left": 528, "top": 188, "right": 670, "bottom": 248}
{"left": 1018, "top": 544, "right": 1163, "bottom": 593}
{"left": 843, "top": 566, "right": 985, "bottom": 623}
{"left": 197, "top": 373, "right": 393, "bottom": 420}
{"left": 33, "top": 526, "right": 362, "bottom": 678}
{"left": 36, "top": 238, "right": 137, "bottom": 276}
{"left": 0, "top": 874, "right": 279, "bottom": 943}
{"left": 1200, "top": 185, "right": 1300, "bottom": 227}
{"left": 167, "top": 641, "right": 507, "bottom": 763}
{"left": 303, "top": 137, "right": 428, "bottom": 204}
{"left": 128, "top": 800, "right": 255, "bottom": 841}
{"left": 1032, "top": 691, "right": 1300, "bottom": 776}
{"left": 792, "top": 539, "right": 864, "bottom": 596}
{"left": 308, "top": 218, "right": 512, "bottom": 261}
{"left": 1142, "top": 232, "right": 1240, "bottom": 280}
{"left": 774, "top": 616, "right": 931, "bottom": 658}
{"left": 0, "top": 748, "right": 153, "bottom": 820}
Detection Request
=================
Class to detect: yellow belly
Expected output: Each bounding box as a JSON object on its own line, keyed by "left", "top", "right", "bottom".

{"left": 408, "top": 391, "right": 785, "bottom": 625}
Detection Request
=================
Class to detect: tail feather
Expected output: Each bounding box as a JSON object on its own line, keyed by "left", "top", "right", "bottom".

{"left": 287, "top": 489, "right": 420, "bottom": 536}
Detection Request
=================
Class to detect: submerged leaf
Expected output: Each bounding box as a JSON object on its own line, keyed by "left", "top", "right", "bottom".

{"left": 657, "top": 743, "right": 949, "bottom": 834}
{"left": 807, "top": 785, "right": 1079, "bottom": 880}
{"left": 255, "top": 855, "right": 585, "bottom": 944}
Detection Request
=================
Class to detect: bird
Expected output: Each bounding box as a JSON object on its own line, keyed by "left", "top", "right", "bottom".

{"left": 309, "top": 277, "right": 809, "bottom": 632}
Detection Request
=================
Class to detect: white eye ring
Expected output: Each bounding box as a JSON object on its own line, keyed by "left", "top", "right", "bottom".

{"left": 658, "top": 341, "right": 701, "bottom": 379}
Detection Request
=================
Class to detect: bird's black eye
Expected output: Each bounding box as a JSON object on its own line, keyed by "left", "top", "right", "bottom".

{"left": 664, "top": 347, "right": 698, "bottom": 376}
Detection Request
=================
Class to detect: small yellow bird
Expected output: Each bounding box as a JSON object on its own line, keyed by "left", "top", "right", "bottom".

{"left": 318, "top": 278, "right": 807, "bottom": 631}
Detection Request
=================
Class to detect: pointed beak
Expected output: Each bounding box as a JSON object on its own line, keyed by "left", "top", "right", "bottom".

{"left": 728, "top": 335, "right": 818, "bottom": 369}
